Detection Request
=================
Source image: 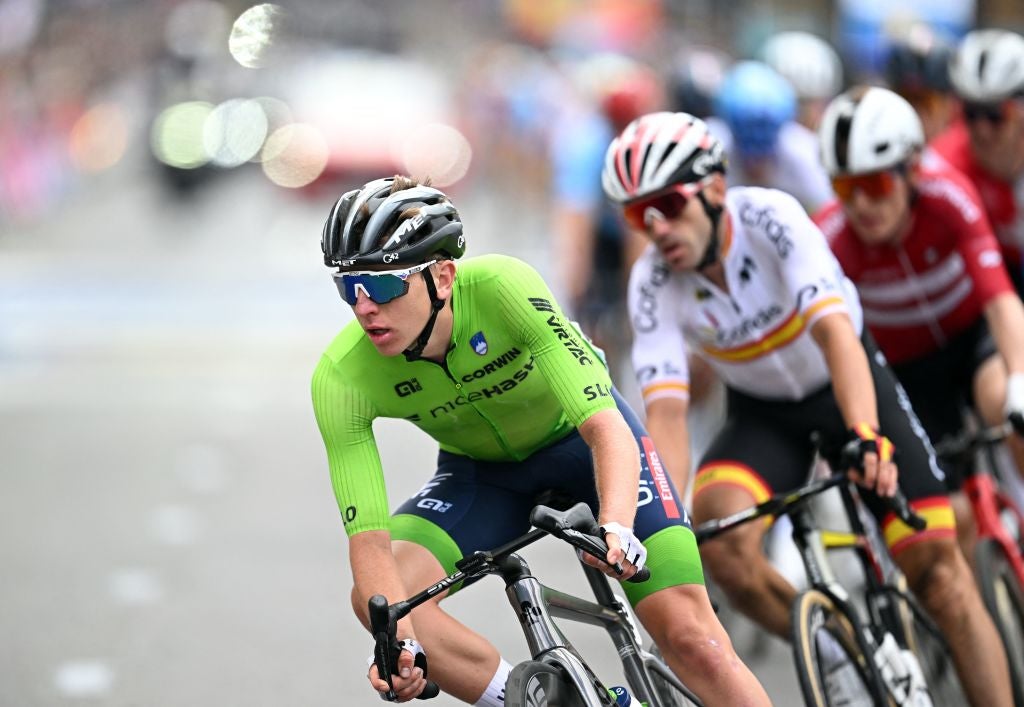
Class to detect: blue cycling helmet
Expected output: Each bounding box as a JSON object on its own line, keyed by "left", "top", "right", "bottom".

{"left": 714, "top": 61, "right": 796, "bottom": 158}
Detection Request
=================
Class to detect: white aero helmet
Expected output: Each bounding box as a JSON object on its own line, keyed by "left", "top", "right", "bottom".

{"left": 818, "top": 86, "right": 924, "bottom": 176}
{"left": 950, "top": 29, "right": 1024, "bottom": 102}
{"left": 601, "top": 111, "right": 725, "bottom": 203}
{"left": 762, "top": 31, "right": 843, "bottom": 100}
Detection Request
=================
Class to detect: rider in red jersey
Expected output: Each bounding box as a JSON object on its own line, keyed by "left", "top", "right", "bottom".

{"left": 816, "top": 87, "right": 1024, "bottom": 549}
{"left": 930, "top": 29, "right": 1024, "bottom": 294}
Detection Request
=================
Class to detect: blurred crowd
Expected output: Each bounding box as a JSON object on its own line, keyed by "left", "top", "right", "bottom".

{"left": 0, "top": 0, "right": 1021, "bottom": 269}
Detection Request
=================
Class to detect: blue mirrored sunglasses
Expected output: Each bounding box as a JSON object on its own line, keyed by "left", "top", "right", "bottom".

{"left": 332, "top": 260, "right": 437, "bottom": 305}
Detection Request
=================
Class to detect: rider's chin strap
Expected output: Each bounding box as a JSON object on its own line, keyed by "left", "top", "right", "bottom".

{"left": 695, "top": 191, "right": 724, "bottom": 271}
{"left": 403, "top": 269, "right": 446, "bottom": 362}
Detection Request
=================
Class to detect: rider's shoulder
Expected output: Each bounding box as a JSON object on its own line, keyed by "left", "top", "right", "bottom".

{"left": 458, "top": 253, "right": 536, "bottom": 280}
{"left": 914, "top": 165, "right": 987, "bottom": 225}
{"left": 727, "top": 185, "right": 809, "bottom": 228}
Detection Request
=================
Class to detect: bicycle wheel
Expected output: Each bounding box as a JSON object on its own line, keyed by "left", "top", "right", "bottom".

{"left": 888, "top": 587, "right": 969, "bottom": 705}
{"left": 791, "top": 589, "right": 878, "bottom": 707}
{"left": 504, "top": 661, "right": 595, "bottom": 707}
{"left": 976, "top": 538, "right": 1024, "bottom": 706}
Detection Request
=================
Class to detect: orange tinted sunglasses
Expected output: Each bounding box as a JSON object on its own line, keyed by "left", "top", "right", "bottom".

{"left": 831, "top": 170, "right": 899, "bottom": 202}
{"left": 622, "top": 186, "right": 693, "bottom": 230}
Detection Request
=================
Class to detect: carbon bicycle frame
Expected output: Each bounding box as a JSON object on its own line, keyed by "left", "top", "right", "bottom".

{"left": 497, "top": 552, "right": 700, "bottom": 706}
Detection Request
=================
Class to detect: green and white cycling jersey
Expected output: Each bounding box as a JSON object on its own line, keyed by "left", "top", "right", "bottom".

{"left": 311, "top": 254, "right": 616, "bottom": 536}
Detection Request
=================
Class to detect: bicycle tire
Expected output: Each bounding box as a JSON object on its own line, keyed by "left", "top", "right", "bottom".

{"left": 976, "top": 538, "right": 1024, "bottom": 707}
{"left": 504, "top": 661, "right": 598, "bottom": 707}
{"left": 791, "top": 589, "right": 878, "bottom": 707}
{"left": 888, "top": 586, "right": 969, "bottom": 706}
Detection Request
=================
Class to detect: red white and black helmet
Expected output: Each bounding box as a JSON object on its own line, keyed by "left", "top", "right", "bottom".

{"left": 601, "top": 111, "right": 726, "bottom": 204}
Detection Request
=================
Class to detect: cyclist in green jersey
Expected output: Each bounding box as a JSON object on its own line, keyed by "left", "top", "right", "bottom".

{"left": 311, "top": 175, "right": 771, "bottom": 705}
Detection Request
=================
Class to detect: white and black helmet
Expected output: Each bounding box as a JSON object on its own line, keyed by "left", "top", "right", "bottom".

{"left": 818, "top": 87, "right": 924, "bottom": 176}
{"left": 321, "top": 177, "right": 465, "bottom": 270}
{"left": 761, "top": 31, "right": 843, "bottom": 100}
{"left": 950, "top": 29, "right": 1024, "bottom": 102}
{"left": 601, "top": 111, "right": 726, "bottom": 204}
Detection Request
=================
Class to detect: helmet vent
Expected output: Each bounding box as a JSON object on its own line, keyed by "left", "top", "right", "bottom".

{"left": 874, "top": 141, "right": 890, "bottom": 155}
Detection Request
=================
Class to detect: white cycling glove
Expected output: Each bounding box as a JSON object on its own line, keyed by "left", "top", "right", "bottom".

{"left": 1006, "top": 372, "right": 1024, "bottom": 426}
{"left": 599, "top": 522, "right": 648, "bottom": 571}
{"left": 366, "top": 638, "right": 426, "bottom": 672}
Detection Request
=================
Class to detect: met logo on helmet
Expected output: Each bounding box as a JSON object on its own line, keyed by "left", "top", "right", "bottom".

{"left": 385, "top": 214, "right": 426, "bottom": 249}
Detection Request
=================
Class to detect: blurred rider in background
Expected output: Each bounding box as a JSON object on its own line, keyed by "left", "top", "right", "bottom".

{"left": 884, "top": 24, "right": 959, "bottom": 143}
{"left": 710, "top": 60, "right": 834, "bottom": 213}
{"left": 815, "top": 86, "right": 1024, "bottom": 554}
{"left": 551, "top": 53, "right": 664, "bottom": 380}
{"left": 932, "top": 29, "right": 1024, "bottom": 295}
{"left": 761, "top": 30, "right": 844, "bottom": 131}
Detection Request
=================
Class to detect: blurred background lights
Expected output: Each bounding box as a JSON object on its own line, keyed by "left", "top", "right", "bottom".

{"left": 165, "top": 0, "right": 229, "bottom": 60}
{"left": 203, "top": 98, "right": 269, "bottom": 168}
{"left": 249, "top": 97, "right": 292, "bottom": 162}
{"left": 261, "top": 123, "right": 328, "bottom": 188}
{"left": 68, "top": 103, "right": 129, "bottom": 173}
{"left": 0, "top": 0, "right": 44, "bottom": 56}
{"left": 229, "top": 3, "right": 283, "bottom": 68}
{"left": 151, "top": 101, "right": 214, "bottom": 169}
{"left": 398, "top": 123, "right": 473, "bottom": 188}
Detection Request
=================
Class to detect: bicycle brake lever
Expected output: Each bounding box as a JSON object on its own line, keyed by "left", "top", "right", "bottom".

{"left": 889, "top": 489, "right": 926, "bottom": 531}
{"left": 369, "top": 596, "right": 441, "bottom": 701}
{"left": 369, "top": 595, "right": 398, "bottom": 701}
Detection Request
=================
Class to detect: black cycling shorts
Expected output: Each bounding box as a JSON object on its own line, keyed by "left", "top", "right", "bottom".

{"left": 389, "top": 389, "right": 704, "bottom": 605}
{"left": 693, "top": 335, "right": 954, "bottom": 556}
{"left": 890, "top": 317, "right": 998, "bottom": 488}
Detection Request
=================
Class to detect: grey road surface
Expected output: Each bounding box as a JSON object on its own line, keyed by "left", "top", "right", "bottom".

{"left": 0, "top": 161, "right": 799, "bottom": 705}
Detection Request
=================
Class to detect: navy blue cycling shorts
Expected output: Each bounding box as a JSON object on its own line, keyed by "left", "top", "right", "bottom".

{"left": 389, "top": 390, "right": 704, "bottom": 604}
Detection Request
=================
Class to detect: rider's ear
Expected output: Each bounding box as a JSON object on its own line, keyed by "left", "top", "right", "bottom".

{"left": 705, "top": 173, "right": 728, "bottom": 203}
{"left": 433, "top": 260, "right": 457, "bottom": 299}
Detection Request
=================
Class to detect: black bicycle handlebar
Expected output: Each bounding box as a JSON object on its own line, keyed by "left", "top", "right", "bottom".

{"left": 369, "top": 595, "right": 440, "bottom": 701}
{"left": 694, "top": 471, "right": 926, "bottom": 543}
{"left": 365, "top": 502, "right": 647, "bottom": 701}
{"left": 530, "top": 503, "right": 652, "bottom": 583}
{"left": 933, "top": 421, "right": 1012, "bottom": 460}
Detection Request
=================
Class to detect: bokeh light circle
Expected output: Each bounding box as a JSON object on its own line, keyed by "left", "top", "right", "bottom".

{"left": 397, "top": 123, "right": 473, "bottom": 187}
{"left": 261, "top": 123, "right": 328, "bottom": 188}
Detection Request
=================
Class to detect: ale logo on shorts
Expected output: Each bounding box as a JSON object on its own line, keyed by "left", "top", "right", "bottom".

{"left": 470, "top": 331, "right": 488, "bottom": 355}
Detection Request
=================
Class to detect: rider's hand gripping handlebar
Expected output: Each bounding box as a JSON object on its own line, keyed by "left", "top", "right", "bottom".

{"left": 529, "top": 503, "right": 651, "bottom": 583}
{"left": 368, "top": 595, "right": 440, "bottom": 701}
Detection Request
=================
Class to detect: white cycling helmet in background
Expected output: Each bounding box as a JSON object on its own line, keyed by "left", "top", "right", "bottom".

{"left": 950, "top": 29, "right": 1024, "bottom": 102}
{"left": 601, "top": 111, "right": 726, "bottom": 203}
{"left": 818, "top": 86, "right": 924, "bottom": 176}
{"left": 762, "top": 31, "right": 843, "bottom": 100}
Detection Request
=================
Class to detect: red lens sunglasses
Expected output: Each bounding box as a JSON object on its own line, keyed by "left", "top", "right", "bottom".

{"left": 622, "top": 186, "right": 693, "bottom": 230}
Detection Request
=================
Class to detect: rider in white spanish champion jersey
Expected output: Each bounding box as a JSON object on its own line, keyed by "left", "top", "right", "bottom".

{"left": 629, "top": 186, "right": 864, "bottom": 406}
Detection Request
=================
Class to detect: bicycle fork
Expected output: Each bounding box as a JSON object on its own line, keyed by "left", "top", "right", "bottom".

{"left": 790, "top": 506, "right": 933, "bottom": 706}
{"left": 498, "top": 554, "right": 612, "bottom": 705}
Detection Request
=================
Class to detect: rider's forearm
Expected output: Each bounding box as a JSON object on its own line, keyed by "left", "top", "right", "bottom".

{"left": 579, "top": 409, "right": 641, "bottom": 527}
{"left": 812, "top": 313, "right": 879, "bottom": 429}
{"left": 985, "top": 293, "right": 1024, "bottom": 374}
{"left": 645, "top": 399, "right": 692, "bottom": 496}
{"left": 350, "top": 530, "right": 417, "bottom": 639}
